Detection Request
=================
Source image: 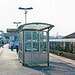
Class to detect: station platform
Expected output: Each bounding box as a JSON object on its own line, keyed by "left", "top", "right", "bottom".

{"left": 0, "top": 44, "right": 75, "bottom": 75}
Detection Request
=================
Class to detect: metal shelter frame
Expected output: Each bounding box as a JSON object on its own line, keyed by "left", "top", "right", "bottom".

{"left": 18, "top": 22, "right": 54, "bottom": 66}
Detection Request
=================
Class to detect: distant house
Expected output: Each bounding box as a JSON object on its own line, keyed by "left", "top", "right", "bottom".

{"left": 0, "top": 30, "right": 7, "bottom": 44}
{"left": 64, "top": 32, "right": 75, "bottom": 38}
{"left": 7, "top": 28, "right": 19, "bottom": 49}
{"left": 63, "top": 32, "right": 75, "bottom": 53}
{"left": 0, "top": 30, "right": 4, "bottom": 37}
{"left": 7, "top": 28, "right": 18, "bottom": 41}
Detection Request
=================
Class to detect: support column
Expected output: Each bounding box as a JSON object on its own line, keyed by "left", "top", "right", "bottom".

{"left": 47, "top": 30, "right": 49, "bottom": 67}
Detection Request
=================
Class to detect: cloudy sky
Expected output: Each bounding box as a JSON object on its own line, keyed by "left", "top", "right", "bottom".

{"left": 0, "top": 0, "right": 75, "bottom": 36}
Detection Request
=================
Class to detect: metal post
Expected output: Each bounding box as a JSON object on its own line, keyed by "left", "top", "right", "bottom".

{"left": 18, "top": 7, "right": 33, "bottom": 24}
{"left": 22, "top": 31, "right": 25, "bottom": 66}
{"left": 47, "top": 31, "right": 49, "bottom": 67}
{"left": 25, "top": 11, "right": 27, "bottom": 24}
{"left": 39, "top": 32, "right": 40, "bottom": 52}
{"left": 47, "top": 28, "right": 53, "bottom": 67}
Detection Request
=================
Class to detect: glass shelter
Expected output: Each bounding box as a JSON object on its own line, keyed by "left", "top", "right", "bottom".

{"left": 18, "top": 22, "right": 54, "bottom": 66}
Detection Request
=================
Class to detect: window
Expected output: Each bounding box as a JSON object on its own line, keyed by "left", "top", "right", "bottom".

{"left": 24, "top": 31, "right": 32, "bottom": 52}
{"left": 24, "top": 31, "right": 47, "bottom": 52}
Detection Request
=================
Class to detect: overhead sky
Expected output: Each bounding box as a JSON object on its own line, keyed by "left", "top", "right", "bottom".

{"left": 0, "top": 0, "right": 75, "bottom": 36}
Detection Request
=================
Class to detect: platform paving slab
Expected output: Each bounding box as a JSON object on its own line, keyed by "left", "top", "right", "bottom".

{"left": 0, "top": 44, "right": 75, "bottom": 75}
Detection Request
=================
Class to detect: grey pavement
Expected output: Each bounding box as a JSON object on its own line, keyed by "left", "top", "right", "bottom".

{"left": 0, "top": 44, "right": 44, "bottom": 75}
{"left": 0, "top": 44, "right": 75, "bottom": 75}
{"left": 49, "top": 53, "right": 75, "bottom": 75}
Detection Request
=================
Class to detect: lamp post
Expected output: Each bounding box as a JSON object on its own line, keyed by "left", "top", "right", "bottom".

{"left": 13, "top": 22, "right": 21, "bottom": 27}
{"left": 18, "top": 7, "right": 33, "bottom": 24}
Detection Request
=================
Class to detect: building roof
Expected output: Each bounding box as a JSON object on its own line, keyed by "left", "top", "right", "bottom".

{"left": 7, "top": 29, "right": 18, "bottom": 32}
{"left": 64, "top": 32, "right": 75, "bottom": 38}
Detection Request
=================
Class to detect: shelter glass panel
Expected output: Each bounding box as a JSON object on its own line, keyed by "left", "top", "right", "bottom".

{"left": 32, "top": 31, "right": 39, "bottom": 51}
{"left": 19, "top": 32, "right": 23, "bottom": 51}
{"left": 24, "top": 31, "right": 32, "bottom": 52}
{"left": 40, "top": 32, "right": 47, "bottom": 52}
{"left": 24, "top": 31, "right": 47, "bottom": 52}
